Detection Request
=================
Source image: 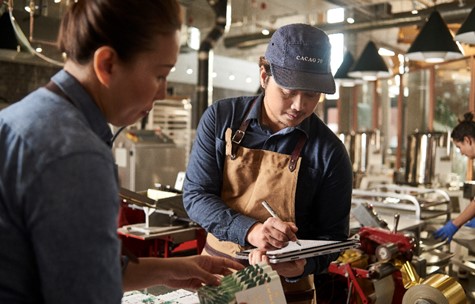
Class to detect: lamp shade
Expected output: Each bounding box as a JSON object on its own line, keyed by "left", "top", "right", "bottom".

{"left": 334, "top": 51, "right": 362, "bottom": 87}
{"left": 455, "top": 6, "right": 475, "bottom": 45}
{"left": 347, "top": 41, "right": 391, "bottom": 81}
{"left": 406, "top": 10, "right": 463, "bottom": 62}
{"left": 335, "top": 51, "right": 355, "bottom": 79}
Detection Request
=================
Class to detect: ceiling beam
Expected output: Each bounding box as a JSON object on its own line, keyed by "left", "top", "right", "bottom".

{"left": 223, "top": 0, "right": 475, "bottom": 48}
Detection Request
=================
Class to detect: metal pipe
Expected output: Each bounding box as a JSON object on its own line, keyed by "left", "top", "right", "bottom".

{"left": 223, "top": 1, "right": 475, "bottom": 48}
{"left": 6, "top": 0, "right": 63, "bottom": 66}
{"left": 393, "top": 213, "right": 400, "bottom": 233}
{"left": 320, "top": 3, "right": 475, "bottom": 34}
{"left": 194, "top": 0, "right": 230, "bottom": 128}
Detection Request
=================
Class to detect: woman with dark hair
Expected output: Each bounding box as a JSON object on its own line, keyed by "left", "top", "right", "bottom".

{"left": 0, "top": 1, "right": 242, "bottom": 303}
{"left": 434, "top": 112, "right": 475, "bottom": 242}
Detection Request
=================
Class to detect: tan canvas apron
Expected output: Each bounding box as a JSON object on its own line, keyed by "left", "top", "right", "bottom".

{"left": 202, "top": 101, "right": 316, "bottom": 303}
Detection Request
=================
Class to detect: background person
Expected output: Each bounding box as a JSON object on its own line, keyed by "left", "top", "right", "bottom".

{"left": 434, "top": 112, "right": 475, "bottom": 242}
{"left": 183, "top": 23, "right": 353, "bottom": 303}
{"left": 0, "top": 1, "right": 242, "bottom": 303}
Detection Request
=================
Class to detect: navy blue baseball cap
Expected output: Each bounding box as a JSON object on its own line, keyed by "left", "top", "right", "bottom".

{"left": 265, "top": 23, "right": 336, "bottom": 94}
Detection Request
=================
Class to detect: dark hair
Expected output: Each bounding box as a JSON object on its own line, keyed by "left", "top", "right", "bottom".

{"left": 258, "top": 56, "right": 272, "bottom": 93}
{"left": 58, "top": 0, "right": 182, "bottom": 64}
{"left": 259, "top": 56, "right": 272, "bottom": 76}
{"left": 451, "top": 112, "right": 475, "bottom": 142}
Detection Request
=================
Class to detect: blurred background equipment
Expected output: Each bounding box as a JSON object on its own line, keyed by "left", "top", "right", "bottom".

{"left": 113, "top": 129, "right": 187, "bottom": 192}
{"left": 112, "top": 97, "right": 192, "bottom": 192}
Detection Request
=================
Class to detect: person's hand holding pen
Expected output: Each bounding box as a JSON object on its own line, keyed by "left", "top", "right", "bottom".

{"left": 262, "top": 201, "right": 301, "bottom": 246}
{"left": 245, "top": 200, "right": 300, "bottom": 250}
{"left": 247, "top": 201, "right": 306, "bottom": 279}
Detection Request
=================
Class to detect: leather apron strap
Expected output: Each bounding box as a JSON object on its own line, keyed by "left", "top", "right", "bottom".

{"left": 45, "top": 81, "right": 71, "bottom": 103}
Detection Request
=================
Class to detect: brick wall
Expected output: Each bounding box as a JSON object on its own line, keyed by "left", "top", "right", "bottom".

{"left": 0, "top": 59, "right": 60, "bottom": 105}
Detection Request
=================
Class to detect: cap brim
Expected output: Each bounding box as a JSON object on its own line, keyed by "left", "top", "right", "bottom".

{"left": 270, "top": 64, "right": 336, "bottom": 94}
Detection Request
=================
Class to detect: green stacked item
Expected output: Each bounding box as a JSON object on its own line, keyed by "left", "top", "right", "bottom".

{"left": 197, "top": 262, "right": 279, "bottom": 304}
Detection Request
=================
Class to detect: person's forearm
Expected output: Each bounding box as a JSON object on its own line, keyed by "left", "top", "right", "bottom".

{"left": 185, "top": 188, "right": 257, "bottom": 244}
{"left": 453, "top": 199, "right": 475, "bottom": 227}
{"left": 122, "top": 258, "right": 165, "bottom": 291}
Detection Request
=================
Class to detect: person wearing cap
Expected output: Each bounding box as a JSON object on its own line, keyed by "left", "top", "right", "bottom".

{"left": 183, "top": 23, "right": 352, "bottom": 303}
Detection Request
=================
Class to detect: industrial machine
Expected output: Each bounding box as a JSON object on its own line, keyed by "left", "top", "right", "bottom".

{"left": 339, "top": 130, "right": 386, "bottom": 188}
{"left": 326, "top": 227, "right": 414, "bottom": 304}
{"left": 119, "top": 187, "right": 192, "bottom": 233}
{"left": 320, "top": 183, "right": 468, "bottom": 304}
{"left": 352, "top": 184, "right": 451, "bottom": 258}
{"left": 319, "top": 227, "right": 466, "bottom": 304}
{"left": 118, "top": 187, "right": 204, "bottom": 258}
{"left": 342, "top": 130, "right": 452, "bottom": 189}
{"left": 405, "top": 131, "right": 451, "bottom": 186}
{"left": 339, "top": 130, "right": 383, "bottom": 174}
{"left": 113, "top": 129, "right": 187, "bottom": 192}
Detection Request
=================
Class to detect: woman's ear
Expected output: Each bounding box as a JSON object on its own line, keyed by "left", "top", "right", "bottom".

{"left": 93, "top": 46, "right": 117, "bottom": 88}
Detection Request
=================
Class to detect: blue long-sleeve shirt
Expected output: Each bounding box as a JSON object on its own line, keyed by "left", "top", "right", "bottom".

{"left": 183, "top": 94, "right": 353, "bottom": 276}
{"left": 0, "top": 70, "right": 122, "bottom": 303}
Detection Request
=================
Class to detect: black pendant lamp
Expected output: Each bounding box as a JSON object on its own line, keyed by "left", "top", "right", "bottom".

{"left": 406, "top": 10, "right": 463, "bottom": 62}
{"left": 347, "top": 41, "right": 391, "bottom": 81}
{"left": 455, "top": 6, "right": 475, "bottom": 45}
{"left": 334, "top": 51, "right": 362, "bottom": 87}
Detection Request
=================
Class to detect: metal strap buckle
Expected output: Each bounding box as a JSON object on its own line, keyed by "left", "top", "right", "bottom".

{"left": 289, "top": 158, "right": 297, "bottom": 172}
{"left": 231, "top": 130, "right": 245, "bottom": 144}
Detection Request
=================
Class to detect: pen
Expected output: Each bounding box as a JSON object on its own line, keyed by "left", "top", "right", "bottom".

{"left": 261, "top": 200, "right": 301, "bottom": 246}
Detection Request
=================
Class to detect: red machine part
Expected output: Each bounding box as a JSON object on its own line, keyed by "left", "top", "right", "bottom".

{"left": 326, "top": 227, "right": 415, "bottom": 304}
{"left": 327, "top": 262, "right": 372, "bottom": 304}
{"left": 358, "top": 226, "right": 415, "bottom": 261}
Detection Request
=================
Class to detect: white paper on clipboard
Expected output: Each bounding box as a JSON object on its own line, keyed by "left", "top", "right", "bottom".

{"left": 235, "top": 239, "right": 360, "bottom": 264}
{"left": 266, "top": 239, "right": 359, "bottom": 263}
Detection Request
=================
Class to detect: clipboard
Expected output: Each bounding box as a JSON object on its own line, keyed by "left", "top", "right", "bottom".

{"left": 236, "top": 238, "right": 360, "bottom": 264}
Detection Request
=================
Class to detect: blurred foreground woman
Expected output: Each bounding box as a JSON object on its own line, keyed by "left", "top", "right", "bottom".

{"left": 0, "top": 1, "right": 242, "bottom": 303}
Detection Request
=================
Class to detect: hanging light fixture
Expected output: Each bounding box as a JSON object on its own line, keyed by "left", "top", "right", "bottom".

{"left": 406, "top": 10, "right": 463, "bottom": 63}
{"left": 347, "top": 41, "right": 391, "bottom": 81}
{"left": 334, "top": 51, "right": 362, "bottom": 87}
{"left": 455, "top": 6, "right": 475, "bottom": 45}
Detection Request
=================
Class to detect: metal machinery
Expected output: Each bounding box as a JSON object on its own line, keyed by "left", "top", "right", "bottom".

{"left": 405, "top": 131, "right": 451, "bottom": 186}
{"left": 345, "top": 130, "right": 452, "bottom": 190}
{"left": 113, "top": 97, "right": 192, "bottom": 192}
{"left": 119, "top": 187, "right": 191, "bottom": 231}
{"left": 113, "top": 129, "right": 187, "bottom": 192}
{"left": 339, "top": 130, "right": 386, "bottom": 188}
{"left": 353, "top": 185, "right": 453, "bottom": 270}
{"left": 113, "top": 97, "right": 198, "bottom": 257}
{"left": 324, "top": 227, "right": 466, "bottom": 304}
{"left": 318, "top": 184, "right": 466, "bottom": 303}
{"left": 118, "top": 188, "right": 205, "bottom": 258}
{"left": 144, "top": 97, "right": 192, "bottom": 164}
{"left": 325, "top": 227, "right": 414, "bottom": 304}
